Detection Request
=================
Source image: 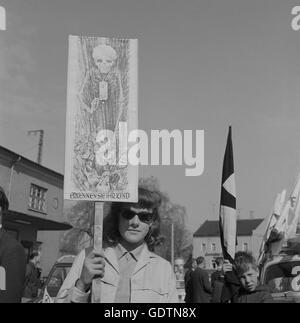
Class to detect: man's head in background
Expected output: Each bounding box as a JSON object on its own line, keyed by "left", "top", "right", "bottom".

{"left": 215, "top": 257, "right": 224, "bottom": 271}
{"left": 196, "top": 256, "right": 206, "bottom": 269}
{"left": 29, "top": 252, "right": 41, "bottom": 266}
{"left": 0, "top": 186, "right": 9, "bottom": 226}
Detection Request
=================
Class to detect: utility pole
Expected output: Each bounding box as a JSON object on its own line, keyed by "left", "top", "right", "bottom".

{"left": 8, "top": 157, "right": 21, "bottom": 203}
{"left": 28, "top": 130, "right": 44, "bottom": 164}
{"left": 171, "top": 222, "right": 174, "bottom": 269}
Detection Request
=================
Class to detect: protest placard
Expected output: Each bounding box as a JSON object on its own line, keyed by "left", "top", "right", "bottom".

{"left": 64, "top": 35, "right": 138, "bottom": 203}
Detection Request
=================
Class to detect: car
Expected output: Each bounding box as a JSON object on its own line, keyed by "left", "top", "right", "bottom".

{"left": 260, "top": 254, "right": 300, "bottom": 303}
{"left": 30, "top": 255, "right": 76, "bottom": 303}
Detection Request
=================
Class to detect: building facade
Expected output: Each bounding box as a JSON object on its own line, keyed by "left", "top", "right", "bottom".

{"left": 193, "top": 219, "right": 264, "bottom": 269}
{"left": 0, "top": 145, "right": 71, "bottom": 276}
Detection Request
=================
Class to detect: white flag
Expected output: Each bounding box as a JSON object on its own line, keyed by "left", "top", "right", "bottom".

{"left": 286, "top": 185, "right": 300, "bottom": 239}
{"left": 272, "top": 173, "right": 300, "bottom": 253}
{"left": 257, "top": 189, "right": 286, "bottom": 265}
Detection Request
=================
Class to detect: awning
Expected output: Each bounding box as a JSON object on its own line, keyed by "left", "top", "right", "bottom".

{"left": 4, "top": 210, "right": 72, "bottom": 231}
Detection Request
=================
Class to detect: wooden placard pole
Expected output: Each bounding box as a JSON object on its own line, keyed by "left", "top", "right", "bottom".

{"left": 91, "top": 201, "right": 104, "bottom": 303}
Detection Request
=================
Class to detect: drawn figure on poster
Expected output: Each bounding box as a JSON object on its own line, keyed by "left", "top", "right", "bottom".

{"left": 74, "top": 39, "right": 128, "bottom": 193}
{"left": 78, "top": 44, "right": 125, "bottom": 133}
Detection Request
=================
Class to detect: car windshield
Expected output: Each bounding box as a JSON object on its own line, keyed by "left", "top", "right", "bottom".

{"left": 47, "top": 265, "right": 72, "bottom": 297}
{"left": 264, "top": 261, "right": 300, "bottom": 293}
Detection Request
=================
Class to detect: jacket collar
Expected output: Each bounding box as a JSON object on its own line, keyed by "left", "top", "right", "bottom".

{"left": 132, "top": 244, "right": 157, "bottom": 276}
{"left": 115, "top": 243, "right": 144, "bottom": 262}
{"left": 104, "top": 243, "right": 157, "bottom": 276}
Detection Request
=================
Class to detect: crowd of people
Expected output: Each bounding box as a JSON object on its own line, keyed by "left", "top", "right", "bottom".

{"left": 1, "top": 185, "right": 274, "bottom": 303}
{"left": 184, "top": 253, "right": 273, "bottom": 303}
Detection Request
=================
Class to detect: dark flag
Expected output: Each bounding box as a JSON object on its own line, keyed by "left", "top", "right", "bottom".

{"left": 219, "top": 126, "right": 237, "bottom": 263}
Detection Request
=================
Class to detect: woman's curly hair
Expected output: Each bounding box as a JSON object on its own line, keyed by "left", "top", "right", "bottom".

{"left": 103, "top": 187, "right": 162, "bottom": 251}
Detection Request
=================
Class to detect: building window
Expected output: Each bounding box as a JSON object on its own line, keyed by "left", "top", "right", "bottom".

{"left": 211, "top": 260, "right": 216, "bottom": 269}
{"left": 202, "top": 243, "right": 206, "bottom": 252}
{"left": 29, "top": 184, "right": 47, "bottom": 213}
{"left": 243, "top": 243, "right": 248, "bottom": 252}
{"left": 211, "top": 243, "right": 216, "bottom": 252}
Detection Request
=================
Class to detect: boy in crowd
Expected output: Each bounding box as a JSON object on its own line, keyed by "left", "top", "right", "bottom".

{"left": 221, "top": 251, "right": 273, "bottom": 303}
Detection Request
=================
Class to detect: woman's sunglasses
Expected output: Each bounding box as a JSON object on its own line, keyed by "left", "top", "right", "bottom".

{"left": 120, "top": 209, "right": 155, "bottom": 223}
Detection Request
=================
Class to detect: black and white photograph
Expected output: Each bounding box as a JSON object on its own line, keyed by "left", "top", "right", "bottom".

{"left": 1, "top": 0, "right": 300, "bottom": 308}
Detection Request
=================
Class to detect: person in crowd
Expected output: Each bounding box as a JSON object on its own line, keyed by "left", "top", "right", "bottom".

{"left": 56, "top": 187, "right": 178, "bottom": 303}
{"left": 191, "top": 256, "right": 212, "bottom": 303}
{"left": 184, "top": 258, "right": 196, "bottom": 303}
{"left": 23, "top": 251, "right": 42, "bottom": 300}
{"left": 210, "top": 256, "right": 225, "bottom": 303}
{"left": 0, "top": 186, "right": 26, "bottom": 303}
{"left": 221, "top": 251, "right": 273, "bottom": 303}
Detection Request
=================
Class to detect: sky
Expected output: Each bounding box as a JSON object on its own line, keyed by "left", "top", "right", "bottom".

{"left": 1, "top": 0, "right": 300, "bottom": 232}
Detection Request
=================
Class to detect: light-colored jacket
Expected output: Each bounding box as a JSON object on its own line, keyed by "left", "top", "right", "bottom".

{"left": 56, "top": 244, "right": 178, "bottom": 303}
